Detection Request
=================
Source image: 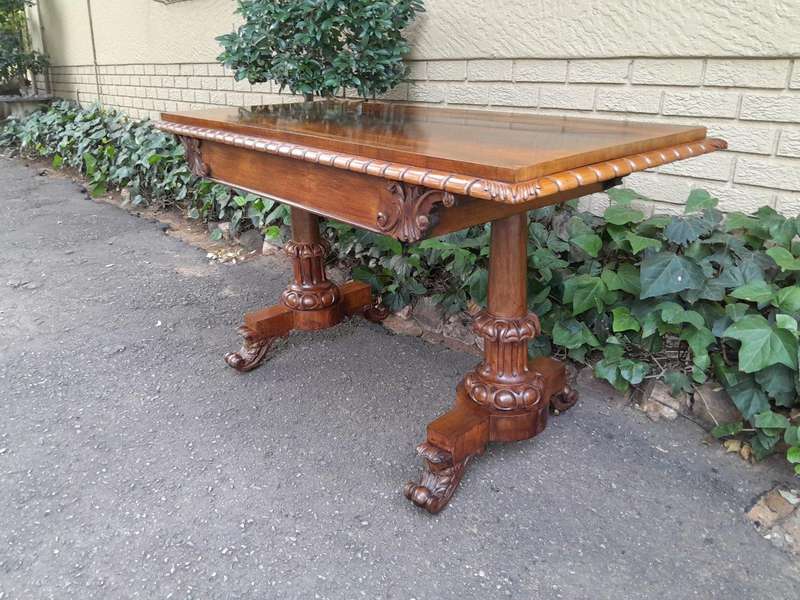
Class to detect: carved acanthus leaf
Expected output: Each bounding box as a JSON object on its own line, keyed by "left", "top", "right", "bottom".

{"left": 377, "top": 182, "right": 456, "bottom": 243}
{"left": 178, "top": 135, "right": 210, "bottom": 178}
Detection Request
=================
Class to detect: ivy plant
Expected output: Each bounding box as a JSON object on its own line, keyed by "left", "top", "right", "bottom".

{"left": 216, "top": 0, "right": 424, "bottom": 100}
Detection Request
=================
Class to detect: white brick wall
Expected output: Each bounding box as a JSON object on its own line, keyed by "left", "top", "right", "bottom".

{"left": 48, "top": 56, "right": 800, "bottom": 216}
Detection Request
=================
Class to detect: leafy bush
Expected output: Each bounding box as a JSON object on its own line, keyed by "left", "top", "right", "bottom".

{"left": 217, "top": 0, "right": 424, "bottom": 100}
{"left": 0, "top": 0, "right": 48, "bottom": 91}
{"left": 2, "top": 100, "right": 799, "bottom": 473}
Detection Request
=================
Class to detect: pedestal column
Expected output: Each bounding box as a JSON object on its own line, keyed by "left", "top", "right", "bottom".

{"left": 224, "top": 207, "right": 384, "bottom": 372}
{"left": 405, "top": 212, "right": 577, "bottom": 513}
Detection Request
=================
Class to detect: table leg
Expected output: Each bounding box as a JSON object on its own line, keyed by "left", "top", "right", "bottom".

{"left": 405, "top": 212, "right": 577, "bottom": 513}
{"left": 225, "top": 207, "right": 387, "bottom": 372}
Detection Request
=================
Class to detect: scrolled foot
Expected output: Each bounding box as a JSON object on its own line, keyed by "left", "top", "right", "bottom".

{"left": 404, "top": 442, "right": 471, "bottom": 514}
{"left": 362, "top": 298, "right": 390, "bottom": 323}
{"left": 550, "top": 384, "right": 578, "bottom": 414}
{"left": 224, "top": 325, "right": 276, "bottom": 372}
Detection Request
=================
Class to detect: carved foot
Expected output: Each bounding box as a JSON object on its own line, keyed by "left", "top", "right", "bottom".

{"left": 362, "top": 298, "right": 389, "bottom": 323}
{"left": 550, "top": 384, "right": 578, "bottom": 413}
{"left": 224, "top": 326, "right": 277, "bottom": 372}
{"left": 404, "top": 442, "right": 471, "bottom": 514}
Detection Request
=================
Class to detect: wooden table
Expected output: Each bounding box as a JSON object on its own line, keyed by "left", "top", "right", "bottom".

{"left": 156, "top": 101, "right": 725, "bottom": 514}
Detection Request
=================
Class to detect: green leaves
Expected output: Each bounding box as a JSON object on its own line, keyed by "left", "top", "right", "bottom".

{"left": 730, "top": 281, "right": 774, "bottom": 304}
{"left": 570, "top": 233, "right": 602, "bottom": 257}
{"left": 684, "top": 189, "right": 718, "bottom": 213}
{"left": 766, "top": 246, "right": 800, "bottom": 272}
{"left": 610, "top": 307, "right": 639, "bottom": 333}
{"left": 639, "top": 252, "right": 706, "bottom": 299}
{"left": 723, "top": 315, "right": 798, "bottom": 373}
{"left": 217, "top": 0, "right": 423, "bottom": 99}
{"left": 626, "top": 232, "right": 662, "bottom": 254}
{"left": 604, "top": 203, "right": 645, "bottom": 226}
{"left": 563, "top": 275, "right": 610, "bottom": 315}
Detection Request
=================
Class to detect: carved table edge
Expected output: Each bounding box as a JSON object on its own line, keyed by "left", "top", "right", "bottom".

{"left": 154, "top": 120, "right": 726, "bottom": 205}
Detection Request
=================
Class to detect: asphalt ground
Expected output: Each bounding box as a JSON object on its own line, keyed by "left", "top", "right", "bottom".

{"left": 1, "top": 158, "right": 799, "bottom": 599}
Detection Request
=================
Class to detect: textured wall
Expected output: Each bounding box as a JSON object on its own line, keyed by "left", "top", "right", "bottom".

{"left": 27, "top": 0, "right": 800, "bottom": 216}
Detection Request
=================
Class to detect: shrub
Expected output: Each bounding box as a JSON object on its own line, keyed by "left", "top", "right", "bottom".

{"left": 0, "top": 0, "right": 48, "bottom": 92}
{"left": 1, "top": 100, "right": 799, "bottom": 472}
{"left": 217, "top": 0, "right": 425, "bottom": 100}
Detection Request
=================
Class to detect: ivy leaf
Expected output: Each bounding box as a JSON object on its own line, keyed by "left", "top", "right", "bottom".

{"left": 604, "top": 203, "right": 645, "bottom": 226}
{"left": 611, "top": 306, "right": 640, "bottom": 333}
{"left": 664, "top": 215, "right": 714, "bottom": 246}
{"left": 601, "top": 264, "right": 640, "bottom": 296}
{"left": 784, "top": 426, "right": 800, "bottom": 446}
{"left": 766, "top": 247, "right": 800, "bottom": 272}
{"left": 680, "top": 325, "right": 716, "bottom": 370}
{"left": 619, "top": 359, "right": 649, "bottom": 385}
{"left": 658, "top": 302, "right": 706, "bottom": 329}
{"left": 753, "top": 410, "right": 790, "bottom": 430}
{"left": 626, "top": 232, "right": 662, "bottom": 254}
{"left": 729, "top": 281, "right": 774, "bottom": 304}
{"left": 684, "top": 189, "right": 718, "bottom": 213}
{"left": 563, "top": 275, "right": 608, "bottom": 316}
{"left": 726, "top": 375, "right": 770, "bottom": 420}
{"left": 754, "top": 364, "right": 798, "bottom": 407}
{"left": 725, "top": 303, "right": 750, "bottom": 322}
{"left": 725, "top": 212, "right": 760, "bottom": 232}
{"left": 776, "top": 313, "right": 798, "bottom": 333}
{"left": 711, "top": 421, "right": 744, "bottom": 438}
{"left": 594, "top": 359, "right": 628, "bottom": 392}
{"left": 571, "top": 233, "right": 602, "bottom": 257}
{"left": 772, "top": 286, "right": 800, "bottom": 313}
{"left": 788, "top": 446, "right": 800, "bottom": 464}
{"left": 552, "top": 319, "right": 600, "bottom": 349}
{"left": 723, "top": 315, "right": 799, "bottom": 373}
{"left": 752, "top": 430, "right": 780, "bottom": 460}
{"left": 639, "top": 252, "right": 705, "bottom": 299}
{"left": 664, "top": 371, "right": 692, "bottom": 395}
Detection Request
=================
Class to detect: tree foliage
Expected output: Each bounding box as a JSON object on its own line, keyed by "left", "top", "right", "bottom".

{"left": 216, "top": 0, "right": 424, "bottom": 100}
{"left": 0, "top": 0, "right": 48, "bottom": 89}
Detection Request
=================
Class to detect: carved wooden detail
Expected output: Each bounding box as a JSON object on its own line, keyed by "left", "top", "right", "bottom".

{"left": 377, "top": 182, "right": 456, "bottom": 242}
{"left": 281, "top": 240, "right": 340, "bottom": 311}
{"left": 156, "top": 120, "right": 726, "bottom": 205}
{"left": 463, "top": 311, "right": 546, "bottom": 411}
{"left": 404, "top": 442, "right": 471, "bottom": 514}
{"left": 551, "top": 384, "right": 579, "bottom": 413}
{"left": 177, "top": 135, "right": 210, "bottom": 177}
{"left": 224, "top": 325, "right": 278, "bottom": 372}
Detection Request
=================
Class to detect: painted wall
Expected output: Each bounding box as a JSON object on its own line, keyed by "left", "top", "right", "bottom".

{"left": 26, "top": 0, "right": 800, "bottom": 215}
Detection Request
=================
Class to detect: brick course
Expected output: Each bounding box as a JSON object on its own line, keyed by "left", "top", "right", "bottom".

{"left": 47, "top": 57, "right": 800, "bottom": 215}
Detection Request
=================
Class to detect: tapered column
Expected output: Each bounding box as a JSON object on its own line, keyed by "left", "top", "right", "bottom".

{"left": 464, "top": 212, "right": 544, "bottom": 412}
{"left": 281, "top": 207, "right": 340, "bottom": 311}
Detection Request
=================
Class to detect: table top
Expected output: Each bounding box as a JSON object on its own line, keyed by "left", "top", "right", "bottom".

{"left": 161, "top": 101, "right": 710, "bottom": 183}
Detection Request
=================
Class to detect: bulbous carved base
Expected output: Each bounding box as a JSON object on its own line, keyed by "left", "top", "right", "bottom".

{"left": 281, "top": 284, "right": 340, "bottom": 311}
{"left": 463, "top": 370, "right": 545, "bottom": 411}
{"left": 404, "top": 442, "right": 471, "bottom": 514}
{"left": 224, "top": 326, "right": 278, "bottom": 372}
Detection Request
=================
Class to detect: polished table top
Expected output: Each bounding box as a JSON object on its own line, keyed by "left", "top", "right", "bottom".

{"left": 160, "top": 101, "right": 709, "bottom": 183}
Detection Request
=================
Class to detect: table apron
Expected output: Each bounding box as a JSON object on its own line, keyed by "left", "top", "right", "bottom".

{"left": 199, "top": 139, "right": 616, "bottom": 240}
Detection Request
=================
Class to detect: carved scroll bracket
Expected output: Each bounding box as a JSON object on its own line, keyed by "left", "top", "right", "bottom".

{"left": 377, "top": 182, "right": 456, "bottom": 243}
{"left": 178, "top": 135, "right": 210, "bottom": 178}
